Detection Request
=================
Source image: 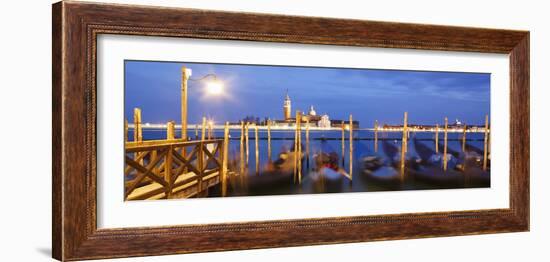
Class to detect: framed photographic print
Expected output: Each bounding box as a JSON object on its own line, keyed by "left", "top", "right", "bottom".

{"left": 52, "top": 1, "right": 529, "bottom": 261}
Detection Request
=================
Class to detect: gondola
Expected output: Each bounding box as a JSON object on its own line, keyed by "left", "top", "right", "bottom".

{"left": 308, "top": 140, "right": 348, "bottom": 192}
{"left": 246, "top": 146, "right": 303, "bottom": 195}
{"left": 412, "top": 138, "right": 464, "bottom": 187}
{"left": 360, "top": 140, "right": 403, "bottom": 185}
{"left": 438, "top": 141, "right": 490, "bottom": 186}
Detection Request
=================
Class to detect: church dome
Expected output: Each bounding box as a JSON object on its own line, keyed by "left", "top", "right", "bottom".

{"left": 309, "top": 105, "right": 316, "bottom": 116}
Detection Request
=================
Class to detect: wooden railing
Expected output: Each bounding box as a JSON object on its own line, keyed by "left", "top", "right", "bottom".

{"left": 124, "top": 138, "right": 226, "bottom": 200}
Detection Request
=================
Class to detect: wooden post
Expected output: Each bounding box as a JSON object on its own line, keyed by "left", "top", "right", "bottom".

{"left": 294, "top": 111, "right": 301, "bottom": 183}
{"left": 201, "top": 117, "right": 206, "bottom": 141}
{"left": 462, "top": 124, "right": 467, "bottom": 152}
{"left": 197, "top": 140, "right": 204, "bottom": 196}
{"left": 167, "top": 121, "right": 175, "bottom": 140}
{"left": 133, "top": 108, "right": 142, "bottom": 142}
{"left": 222, "top": 122, "right": 229, "bottom": 197}
{"left": 255, "top": 124, "right": 259, "bottom": 175}
{"left": 239, "top": 121, "right": 245, "bottom": 177}
{"left": 267, "top": 119, "right": 272, "bottom": 163}
{"left": 349, "top": 115, "right": 353, "bottom": 181}
{"left": 374, "top": 120, "right": 378, "bottom": 153}
{"left": 165, "top": 121, "right": 175, "bottom": 198}
{"left": 245, "top": 122, "right": 249, "bottom": 166}
{"left": 181, "top": 66, "right": 189, "bottom": 140}
{"left": 443, "top": 117, "right": 448, "bottom": 171}
{"left": 194, "top": 124, "right": 199, "bottom": 140}
{"left": 133, "top": 108, "right": 142, "bottom": 164}
{"left": 306, "top": 119, "right": 310, "bottom": 168}
{"left": 124, "top": 119, "right": 128, "bottom": 142}
{"left": 341, "top": 120, "right": 345, "bottom": 166}
{"left": 483, "top": 115, "right": 489, "bottom": 171}
{"left": 208, "top": 120, "right": 213, "bottom": 140}
{"left": 435, "top": 124, "right": 439, "bottom": 153}
{"left": 297, "top": 111, "right": 302, "bottom": 184}
{"left": 400, "top": 112, "right": 408, "bottom": 177}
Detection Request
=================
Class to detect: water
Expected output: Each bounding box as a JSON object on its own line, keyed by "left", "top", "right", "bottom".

{"left": 127, "top": 128, "right": 490, "bottom": 198}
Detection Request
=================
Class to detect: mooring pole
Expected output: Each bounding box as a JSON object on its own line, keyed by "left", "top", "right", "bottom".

{"left": 298, "top": 111, "right": 302, "bottom": 184}
{"left": 195, "top": 124, "right": 198, "bottom": 140}
{"left": 400, "top": 112, "right": 408, "bottom": 178}
{"left": 341, "top": 120, "right": 345, "bottom": 166}
{"left": 483, "top": 115, "right": 489, "bottom": 171}
{"left": 245, "top": 122, "right": 249, "bottom": 166}
{"left": 222, "top": 122, "right": 229, "bottom": 197}
{"left": 208, "top": 121, "right": 213, "bottom": 140}
{"left": 294, "top": 111, "right": 300, "bottom": 183}
{"left": 239, "top": 121, "right": 245, "bottom": 178}
{"left": 462, "top": 123, "right": 467, "bottom": 152}
{"left": 267, "top": 119, "right": 272, "bottom": 163}
{"left": 255, "top": 124, "right": 259, "bottom": 175}
{"left": 435, "top": 124, "right": 439, "bottom": 154}
{"left": 349, "top": 115, "right": 354, "bottom": 181}
{"left": 201, "top": 117, "right": 206, "bottom": 141}
{"left": 374, "top": 120, "right": 378, "bottom": 153}
{"left": 306, "top": 119, "right": 310, "bottom": 169}
{"left": 443, "top": 117, "right": 448, "bottom": 171}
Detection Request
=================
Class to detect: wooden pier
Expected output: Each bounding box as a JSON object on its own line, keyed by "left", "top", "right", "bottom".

{"left": 124, "top": 109, "right": 232, "bottom": 201}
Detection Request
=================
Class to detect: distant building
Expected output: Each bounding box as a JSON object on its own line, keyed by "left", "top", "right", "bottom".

{"left": 318, "top": 114, "right": 331, "bottom": 128}
{"left": 283, "top": 90, "right": 291, "bottom": 120}
{"left": 262, "top": 91, "right": 359, "bottom": 129}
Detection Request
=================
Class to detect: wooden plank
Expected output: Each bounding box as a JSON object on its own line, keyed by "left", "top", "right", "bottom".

{"left": 125, "top": 139, "right": 221, "bottom": 151}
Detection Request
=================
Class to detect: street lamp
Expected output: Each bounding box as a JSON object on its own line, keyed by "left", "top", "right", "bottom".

{"left": 181, "top": 66, "right": 224, "bottom": 140}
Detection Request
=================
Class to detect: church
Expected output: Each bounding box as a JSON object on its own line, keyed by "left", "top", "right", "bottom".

{"left": 270, "top": 91, "right": 357, "bottom": 129}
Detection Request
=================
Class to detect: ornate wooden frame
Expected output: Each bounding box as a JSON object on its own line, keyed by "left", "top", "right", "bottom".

{"left": 52, "top": 1, "right": 529, "bottom": 261}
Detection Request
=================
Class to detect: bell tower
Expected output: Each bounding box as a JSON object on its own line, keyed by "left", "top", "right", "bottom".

{"left": 283, "top": 90, "right": 291, "bottom": 120}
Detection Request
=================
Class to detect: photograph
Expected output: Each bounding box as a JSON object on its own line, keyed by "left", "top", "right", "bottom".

{"left": 123, "top": 60, "right": 491, "bottom": 201}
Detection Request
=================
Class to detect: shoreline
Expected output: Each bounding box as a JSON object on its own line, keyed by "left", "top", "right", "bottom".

{"left": 127, "top": 124, "right": 489, "bottom": 133}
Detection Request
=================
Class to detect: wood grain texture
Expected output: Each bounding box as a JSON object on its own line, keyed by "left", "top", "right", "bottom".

{"left": 52, "top": 1, "right": 530, "bottom": 261}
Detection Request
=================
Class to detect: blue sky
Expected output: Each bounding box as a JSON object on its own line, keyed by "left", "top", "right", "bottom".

{"left": 124, "top": 60, "right": 490, "bottom": 127}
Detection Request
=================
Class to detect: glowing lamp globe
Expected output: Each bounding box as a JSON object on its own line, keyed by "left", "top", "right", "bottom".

{"left": 206, "top": 80, "right": 224, "bottom": 95}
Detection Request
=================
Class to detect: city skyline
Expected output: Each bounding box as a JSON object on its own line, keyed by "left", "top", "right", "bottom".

{"left": 124, "top": 60, "right": 490, "bottom": 126}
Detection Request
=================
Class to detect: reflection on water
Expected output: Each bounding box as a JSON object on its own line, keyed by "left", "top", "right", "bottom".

{"left": 131, "top": 129, "right": 490, "bottom": 198}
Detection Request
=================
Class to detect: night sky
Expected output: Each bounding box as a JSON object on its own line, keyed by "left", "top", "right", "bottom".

{"left": 124, "top": 60, "right": 490, "bottom": 127}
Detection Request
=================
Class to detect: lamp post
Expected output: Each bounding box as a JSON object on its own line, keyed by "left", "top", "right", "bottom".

{"left": 181, "top": 67, "right": 191, "bottom": 140}
{"left": 180, "top": 66, "right": 224, "bottom": 140}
